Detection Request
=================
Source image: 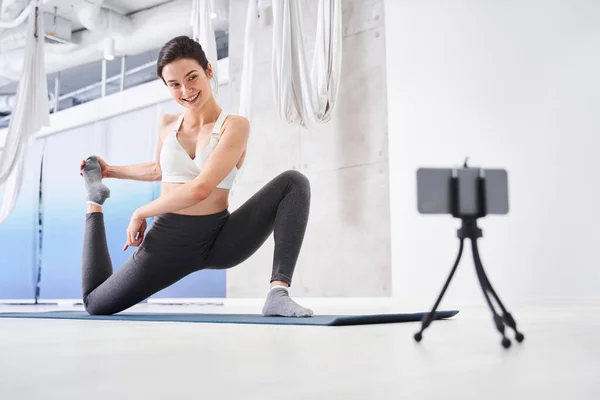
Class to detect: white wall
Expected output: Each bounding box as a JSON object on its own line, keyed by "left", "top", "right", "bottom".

{"left": 385, "top": 0, "right": 600, "bottom": 309}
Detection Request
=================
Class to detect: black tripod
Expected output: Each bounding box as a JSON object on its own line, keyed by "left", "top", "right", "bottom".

{"left": 414, "top": 165, "right": 525, "bottom": 348}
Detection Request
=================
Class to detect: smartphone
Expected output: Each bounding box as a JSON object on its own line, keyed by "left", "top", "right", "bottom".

{"left": 416, "top": 167, "right": 509, "bottom": 216}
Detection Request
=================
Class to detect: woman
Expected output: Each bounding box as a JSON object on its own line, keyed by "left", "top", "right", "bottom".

{"left": 79, "top": 36, "right": 312, "bottom": 317}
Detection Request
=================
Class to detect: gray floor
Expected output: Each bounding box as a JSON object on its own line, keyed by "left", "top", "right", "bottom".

{"left": 0, "top": 299, "right": 599, "bottom": 400}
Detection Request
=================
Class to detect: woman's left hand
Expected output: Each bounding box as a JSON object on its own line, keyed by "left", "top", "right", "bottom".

{"left": 123, "top": 212, "right": 147, "bottom": 251}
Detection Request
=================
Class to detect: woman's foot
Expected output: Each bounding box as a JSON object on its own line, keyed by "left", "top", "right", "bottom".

{"left": 82, "top": 156, "right": 110, "bottom": 206}
{"left": 262, "top": 287, "right": 313, "bottom": 317}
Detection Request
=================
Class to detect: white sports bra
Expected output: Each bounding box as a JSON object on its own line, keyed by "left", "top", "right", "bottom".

{"left": 159, "top": 111, "right": 237, "bottom": 189}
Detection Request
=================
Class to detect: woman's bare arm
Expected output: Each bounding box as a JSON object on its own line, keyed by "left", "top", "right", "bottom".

{"left": 106, "top": 162, "right": 160, "bottom": 181}
{"left": 104, "top": 115, "right": 170, "bottom": 182}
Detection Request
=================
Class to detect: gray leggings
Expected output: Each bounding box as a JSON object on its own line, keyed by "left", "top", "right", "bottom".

{"left": 82, "top": 170, "right": 310, "bottom": 315}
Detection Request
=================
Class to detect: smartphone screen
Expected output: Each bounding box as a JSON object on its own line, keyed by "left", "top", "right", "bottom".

{"left": 416, "top": 167, "right": 508, "bottom": 215}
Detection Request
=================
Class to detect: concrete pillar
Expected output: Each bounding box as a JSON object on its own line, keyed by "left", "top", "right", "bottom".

{"left": 227, "top": 0, "right": 391, "bottom": 298}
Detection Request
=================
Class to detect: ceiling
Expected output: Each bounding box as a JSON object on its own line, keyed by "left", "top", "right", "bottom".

{"left": 41, "top": 0, "right": 173, "bottom": 31}
{"left": 38, "top": 0, "right": 230, "bottom": 31}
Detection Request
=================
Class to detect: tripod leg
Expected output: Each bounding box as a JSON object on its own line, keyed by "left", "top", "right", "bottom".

{"left": 471, "top": 241, "right": 525, "bottom": 343}
{"left": 471, "top": 240, "right": 512, "bottom": 348}
{"left": 414, "top": 239, "right": 464, "bottom": 342}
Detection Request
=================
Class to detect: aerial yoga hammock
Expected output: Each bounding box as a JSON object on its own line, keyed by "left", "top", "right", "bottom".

{"left": 0, "top": 0, "right": 49, "bottom": 224}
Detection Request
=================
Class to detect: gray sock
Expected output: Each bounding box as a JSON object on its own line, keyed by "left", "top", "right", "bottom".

{"left": 82, "top": 156, "right": 110, "bottom": 205}
{"left": 262, "top": 287, "right": 313, "bottom": 317}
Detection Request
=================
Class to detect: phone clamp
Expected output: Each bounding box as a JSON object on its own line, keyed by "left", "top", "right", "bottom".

{"left": 413, "top": 160, "right": 525, "bottom": 348}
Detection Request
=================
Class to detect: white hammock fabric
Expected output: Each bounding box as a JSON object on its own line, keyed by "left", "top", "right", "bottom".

{"left": 0, "top": 0, "right": 49, "bottom": 224}
{"left": 271, "top": 0, "right": 342, "bottom": 128}
{"left": 230, "top": 0, "right": 258, "bottom": 188}
{"left": 190, "top": 0, "right": 219, "bottom": 85}
{"left": 238, "top": 0, "right": 257, "bottom": 119}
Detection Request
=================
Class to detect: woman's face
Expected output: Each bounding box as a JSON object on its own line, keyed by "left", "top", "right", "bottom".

{"left": 162, "top": 58, "right": 213, "bottom": 110}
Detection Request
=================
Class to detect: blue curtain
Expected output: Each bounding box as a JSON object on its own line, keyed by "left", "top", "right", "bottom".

{"left": 37, "top": 102, "right": 225, "bottom": 300}
{"left": 0, "top": 140, "right": 44, "bottom": 299}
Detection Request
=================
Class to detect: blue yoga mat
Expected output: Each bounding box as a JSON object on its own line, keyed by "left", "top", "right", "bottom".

{"left": 0, "top": 310, "right": 459, "bottom": 326}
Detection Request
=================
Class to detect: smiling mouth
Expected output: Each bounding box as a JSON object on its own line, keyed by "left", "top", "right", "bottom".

{"left": 182, "top": 92, "right": 200, "bottom": 102}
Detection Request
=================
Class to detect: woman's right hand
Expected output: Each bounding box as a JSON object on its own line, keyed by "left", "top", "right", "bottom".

{"left": 80, "top": 156, "right": 110, "bottom": 178}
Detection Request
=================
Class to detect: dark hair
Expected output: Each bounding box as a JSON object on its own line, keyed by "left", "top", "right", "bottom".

{"left": 157, "top": 36, "right": 210, "bottom": 82}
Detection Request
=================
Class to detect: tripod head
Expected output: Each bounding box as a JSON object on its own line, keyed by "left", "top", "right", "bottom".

{"left": 450, "top": 158, "right": 487, "bottom": 240}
